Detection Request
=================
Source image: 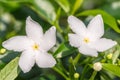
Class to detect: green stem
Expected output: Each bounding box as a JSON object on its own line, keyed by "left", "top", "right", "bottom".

{"left": 74, "top": 78, "right": 79, "bottom": 80}
{"left": 54, "top": 21, "right": 63, "bottom": 33}
{"left": 80, "top": 57, "right": 92, "bottom": 80}
{"left": 89, "top": 71, "right": 97, "bottom": 80}
{"left": 52, "top": 67, "right": 69, "bottom": 80}
{"left": 79, "top": 57, "right": 92, "bottom": 65}
{"left": 80, "top": 64, "right": 89, "bottom": 80}
{"left": 30, "top": 5, "right": 63, "bottom": 34}
{"left": 59, "top": 61, "right": 69, "bottom": 76}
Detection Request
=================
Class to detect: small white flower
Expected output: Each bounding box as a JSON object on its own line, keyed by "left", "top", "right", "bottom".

{"left": 2, "top": 16, "right": 56, "bottom": 73}
{"left": 93, "top": 62, "right": 102, "bottom": 71}
{"left": 68, "top": 15, "right": 117, "bottom": 57}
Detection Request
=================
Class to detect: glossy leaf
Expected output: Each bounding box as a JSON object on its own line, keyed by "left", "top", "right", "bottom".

{"left": 118, "top": 20, "right": 120, "bottom": 25}
{"left": 0, "top": 57, "right": 20, "bottom": 80}
{"left": 102, "top": 63, "right": 120, "bottom": 77}
{"left": 32, "top": 0, "right": 56, "bottom": 24}
{"left": 54, "top": 42, "right": 76, "bottom": 58}
{"left": 54, "top": 43, "right": 68, "bottom": 56}
{"left": 112, "top": 50, "right": 119, "bottom": 64}
{"left": 77, "top": 9, "right": 120, "bottom": 33}
{"left": 104, "top": 28, "right": 120, "bottom": 44}
{"left": 71, "top": 0, "right": 83, "bottom": 14}
{"left": 100, "top": 71, "right": 113, "bottom": 80}
{"left": 55, "top": 0, "right": 70, "bottom": 13}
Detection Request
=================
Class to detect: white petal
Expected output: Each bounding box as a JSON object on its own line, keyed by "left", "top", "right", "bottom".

{"left": 78, "top": 45, "right": 98, "bottom": 57}
{"left": 89, "top": 38, "right": 117, "bottom": 52}
{"left": 68, "top": 16, "right": 87, "bottom": 36}
{"left": 68, "top": 34, "right": 83, "bottom": 47}
{"left": 19, "top": 50, "right": 35, "bottom": 73}
{"left": 40, "top": 26, "right": 56, "bottom": 51}
{"left": 36, "top": 52, "right": 56, "bottom": 68}
{"left": 26, "top": 16, "right": 43, "bottom": 43}
{"left": 2, "top": 36, "right": 32, "bottom": 51}
{"left": 87, "top": 15, "right": 104, "bottom": 39}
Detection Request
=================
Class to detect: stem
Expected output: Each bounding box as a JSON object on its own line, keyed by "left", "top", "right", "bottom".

{"left": 79, "top": 57, "right": 92, "bottom": 65}
{"left": 80, "top": 64, "right": 89, "bottom": 80}
{"left": 80, "top": 57, "right": 92, "bottom": 80}
{"left": 59, "top": 61, "right": 69, "bottom": 76}
{"left": 52, "top": 67, "right": 69, "bottom": 80}
{"left": 74, "top": 78, "right": 79, "bottom": 80}
{"left": 30, "top": 6, "right": 63, "bottom": 34}
{"left": 54, "top": 21, "right": 63, "bottom": 33}
{"left": 89, "top": 71, "right": 97, "bottom": 80}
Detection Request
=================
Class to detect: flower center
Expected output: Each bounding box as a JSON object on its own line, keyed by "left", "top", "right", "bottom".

{"left": 83, "top": 38, "right": 90, "bottom": 43}
{"left": 32, "top": 44, "right": 39, "bottom": 50}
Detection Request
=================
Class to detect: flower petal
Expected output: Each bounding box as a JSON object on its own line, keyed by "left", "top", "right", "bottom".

{"left": 68, "top": 33, "right": 83, "bottom": 47}
{"left": 40, "top": 26, "right": 56, "bottom": 51}
{"left": 78, "top": 45, "right": 98, "bottom": 57}
{"left": 26, "top": 16, "right": 43, "bottom": 43}
{"left": 2, "top": 36, "right": 32, "bottom": 51}
{"left": 89, "top": 38, "right": 117, "bottom": 52}
{"left": 87, "top": 15, "right": 104, "bottom": 39}
{"left": 36, "top": 51, "right": 56, "bottom": 68}
{"left": 68, "top": 15, "right": 86, "bottom": 36}
{"left": 19, "top": 50, "right": 35, "bottom": 73}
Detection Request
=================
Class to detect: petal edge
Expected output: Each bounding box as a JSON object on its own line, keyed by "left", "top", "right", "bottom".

{"left": 89, "top": 38, "right": 117, "bottom": 52}
{"left": 36, "top": 52, "right": 56, "bottom": 68}
{"left": 19, "top": 50, "right": 35, "bottom": 73}
{"left": 68, "top": 15, "right": 86, "bottom": 36}
{"left": 78, "top": 45, "right": 98, "bottom": 57}
{"left": 26, "top": 16, "right": 43, "bottom": 43}
{"left": 2, "top": 36, "right": 32, "bottom": 52}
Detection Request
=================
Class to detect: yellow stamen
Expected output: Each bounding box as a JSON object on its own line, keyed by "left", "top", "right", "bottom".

{"left": 83, "top": 38, "right": 90, "bottom": 43}
{"left": 32, "top": 44, "right": 39, "bottom": 50}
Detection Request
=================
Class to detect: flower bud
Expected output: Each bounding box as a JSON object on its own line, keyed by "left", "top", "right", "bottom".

{"left": 0, "top": 48, "right": 6, "bottom": 54}
{"left": 107, "top": 53, "right": 113, "bottom": 59}
{"left": 93, "top": 62, "right": 102, "bottom": 71}
{"left": 56, "top": 52, "right": 62, "bottom": 58}
{"left": 74, "top": 73, "right": 80, "bottom": 79}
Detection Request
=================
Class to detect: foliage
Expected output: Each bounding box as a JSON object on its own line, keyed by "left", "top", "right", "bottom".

{"left": 0, "top": 0, "right": 120, "bottom": 80}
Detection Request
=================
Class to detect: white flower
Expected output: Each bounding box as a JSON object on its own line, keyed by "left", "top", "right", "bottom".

{"left": 93, "top": 62, "right": 102, "bottom": 71}
{"left": 68, "top": 15, "right": 117, "bottom": 57}
{"left": 2, "top": 16, "right": 56, "bottom": 73}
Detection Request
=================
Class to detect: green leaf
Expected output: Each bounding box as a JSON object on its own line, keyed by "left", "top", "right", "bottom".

{"left": 112, "top": 50, "right": 119, "bottom": 64}
{"left": 71, "top": 0, "right": 83, "bottom": 14}
{"left": 77, "top": 9, "right": 120, "bottom": 33}
{"left": 68, "top": 57, "right": 75, "bottom": 79}
{"left": 102, "top": 63, "right": 120, "bottom": 77}
{"left": 100, "top": 71, "right": 113, "bottom": 80}
{"left": 55, "top": 0, "right": 70, "bottom": 13}
{"left": 0, "top": 57, "right": 20, "bottom": 80}
{"left": 54, "top": 43, "right": 69, "bottom": 56}
{"left": 104, "top": 28, "right": 120, "bottom": 44}
{"left": 32, "top": 0, "right": 56, "bottom": 24}
{"left": 73, "top": 53, "right": 81, "bottom": 65}
{"left": 89, "top": 71, "right": 97, "bottom": 80}
{"left": 0, "top": 0, "right": 20, "bottom": 12}
{"left": 118, "top": 20, "right": 120, "bottom": 25}
{"left": 53, "top": 42, "right": 76, "bottom": 58}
